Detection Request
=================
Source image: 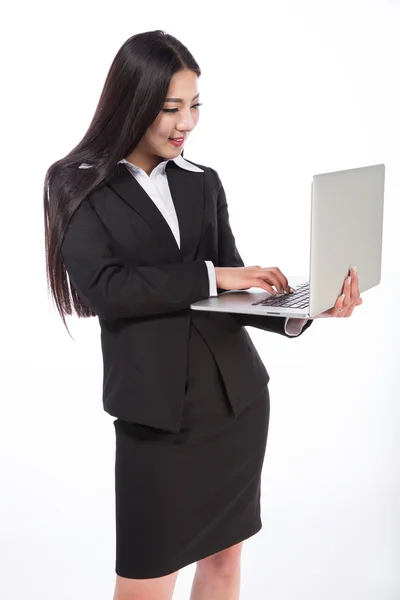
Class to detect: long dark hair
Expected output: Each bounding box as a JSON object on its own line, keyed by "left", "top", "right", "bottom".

{"left": 44, "top": 30, "right": 201, "bottom": 334}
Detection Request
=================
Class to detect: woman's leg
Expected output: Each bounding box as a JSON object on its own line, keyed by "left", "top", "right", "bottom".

{"left": 190, "top": 541, "right": 243, "bottom": 600}
{"left": 113, "top": 569, "right": 180, "bottom": 600}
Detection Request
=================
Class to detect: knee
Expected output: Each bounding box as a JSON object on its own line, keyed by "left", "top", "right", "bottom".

{"left": 196, "top": 543, "right": 243, "bottom": 579}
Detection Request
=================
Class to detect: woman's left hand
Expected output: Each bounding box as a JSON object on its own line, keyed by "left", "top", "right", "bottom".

{"left": 311, "top": 267, "right": 363, "bottom": 319}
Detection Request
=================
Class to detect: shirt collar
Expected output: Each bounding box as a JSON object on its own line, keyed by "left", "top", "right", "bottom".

{"left": 117, "top": 152, "right": 204, "bottom": 174}
{"left": 78, "top": 153, "right": 204, "bottom": 173}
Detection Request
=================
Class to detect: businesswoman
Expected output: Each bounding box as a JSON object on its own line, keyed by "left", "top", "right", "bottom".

{"left": 43, "top": 30, "right": 362, "bottom": 600}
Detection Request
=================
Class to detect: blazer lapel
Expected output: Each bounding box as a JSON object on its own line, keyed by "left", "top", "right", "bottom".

{"left": 107, "top": 160, "right": 205, "bottom": 263}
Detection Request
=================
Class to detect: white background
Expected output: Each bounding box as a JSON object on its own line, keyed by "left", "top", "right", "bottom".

{"left": 1, "top": 1, "right": 399, "bottom": 598}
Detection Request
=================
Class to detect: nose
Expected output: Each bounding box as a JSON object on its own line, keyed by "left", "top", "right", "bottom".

{"left": 177, "top": 122, "right": 194, "bottom": 135}
{"left": 177, "top": 110, "right": 196, "bottom": 134}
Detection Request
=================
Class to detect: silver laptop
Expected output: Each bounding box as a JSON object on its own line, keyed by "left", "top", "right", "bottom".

{"left": 190, "top": 164, "right": 385, "bottom": 319}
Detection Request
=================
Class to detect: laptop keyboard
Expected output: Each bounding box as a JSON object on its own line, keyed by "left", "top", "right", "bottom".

{"left": 251, "top": 281, "right": 310, "bottom": 309}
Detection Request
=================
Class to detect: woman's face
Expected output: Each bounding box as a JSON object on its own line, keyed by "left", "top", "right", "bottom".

{"left": 129, "top": 69, "right": 201, "bottom": 170}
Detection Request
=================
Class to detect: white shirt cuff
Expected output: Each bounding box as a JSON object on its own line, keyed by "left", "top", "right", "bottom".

{"left": 204, "top": 261, "right": 218, "bottom": 296}
{"left": 284, "top": 317, "right": 309, "bottom": 336}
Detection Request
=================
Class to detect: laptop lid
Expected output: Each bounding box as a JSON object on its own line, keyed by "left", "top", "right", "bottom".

{"left": 309, "top": 163, "right": 385, "bottom": 317}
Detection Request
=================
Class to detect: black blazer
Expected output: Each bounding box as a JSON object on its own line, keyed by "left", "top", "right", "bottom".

{"left": 61, "top": 159, "right": 313, "bottom": 432}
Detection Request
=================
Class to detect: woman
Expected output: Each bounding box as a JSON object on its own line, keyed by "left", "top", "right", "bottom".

{"left": 44, "top": 30, "right": 362, "bottom": 600}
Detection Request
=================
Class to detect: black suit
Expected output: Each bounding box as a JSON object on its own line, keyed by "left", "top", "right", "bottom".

{"left": 61, "top": 159, "right": 312, "bottom": 433}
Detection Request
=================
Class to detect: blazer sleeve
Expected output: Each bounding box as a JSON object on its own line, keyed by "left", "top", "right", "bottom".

{"left": 210, "top": 167, "right": 313, "bottom": 338}
{"left": 60, "top": 198, "right": 210, "bottom": 320}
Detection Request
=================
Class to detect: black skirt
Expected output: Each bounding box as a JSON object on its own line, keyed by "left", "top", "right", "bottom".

{"left": 113, "top": 319, "right": 270, "bottom": 579}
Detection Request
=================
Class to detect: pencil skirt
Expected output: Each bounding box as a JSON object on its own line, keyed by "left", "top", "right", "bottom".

{"left": 113, "top": 320, "right": 270, "bottom": 579}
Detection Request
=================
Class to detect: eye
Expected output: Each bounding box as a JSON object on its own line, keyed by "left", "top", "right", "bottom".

{"left": 163, "top": 102, "right": 203, "bottom": 113}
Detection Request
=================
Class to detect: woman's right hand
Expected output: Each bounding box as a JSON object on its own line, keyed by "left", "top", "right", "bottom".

{"left": 215, "top": 266, "right": 294, "bottom": 296}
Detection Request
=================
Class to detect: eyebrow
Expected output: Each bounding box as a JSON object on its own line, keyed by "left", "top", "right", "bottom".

{"left": 164, "top": 93, "right": 200, "bottom": 103}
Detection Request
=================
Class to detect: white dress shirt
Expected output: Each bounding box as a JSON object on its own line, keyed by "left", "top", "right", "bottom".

{"left": 79, "top": 154, "right": 308, "bottom": 336}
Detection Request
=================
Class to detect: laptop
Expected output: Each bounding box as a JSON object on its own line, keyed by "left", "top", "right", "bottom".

{"left": 190, "top": 164, "right": 385, "bottom": 319}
